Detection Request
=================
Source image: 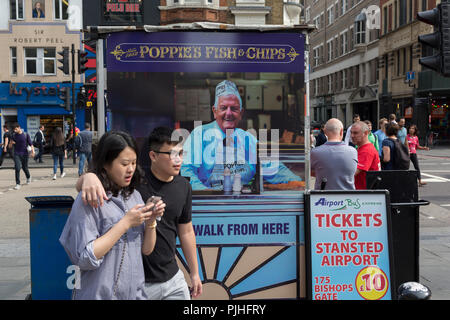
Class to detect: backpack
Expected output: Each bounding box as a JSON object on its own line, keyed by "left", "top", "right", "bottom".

{"left": 74, "top": 134, "right": 82, "bottom": 150}
{"left": 388, "top": 138, "right": 410, "bottom": 170}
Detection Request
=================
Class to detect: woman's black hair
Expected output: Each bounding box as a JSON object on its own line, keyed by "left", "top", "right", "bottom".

{"left": 91, "top": 131, "right": 143, "bottom": 199}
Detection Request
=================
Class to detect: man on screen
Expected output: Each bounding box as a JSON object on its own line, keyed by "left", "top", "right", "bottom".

{"left": 180, "top": 80, "right": 302, "bottom": 191}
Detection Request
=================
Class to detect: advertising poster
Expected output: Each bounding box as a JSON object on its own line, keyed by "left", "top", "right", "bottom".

{"left": 305, "top": 191, "right": 395, "bottom": 300}
{"left": 106, "top": 31, "right": 306, "bottom": 194}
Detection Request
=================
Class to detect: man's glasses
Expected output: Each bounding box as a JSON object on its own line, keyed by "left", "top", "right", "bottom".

{"left": 152, "top": 149, "right": 185, "bottom": 158}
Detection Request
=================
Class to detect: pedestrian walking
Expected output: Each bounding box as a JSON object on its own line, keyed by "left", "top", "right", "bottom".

{"left": 11, "top": 123, "right": 34, "bottom": 190}
{"left": 374, "top": 118, "right": 388, "bottom": 158}
{"left": 76, "top": 123, "right": 93, "bottom": 176}
{"left": 363, "top": 120, "right": 379, "bottom": 153}
{"left": 397, "top": 117, "right": 408, "bottom": 145}
{"left": 33, "top": 124, "right": 45, "bottom": 163}
{"left": 381, "top": 122, "right": 400, "bottom": 170}
{"left": 0, "top": 125, "right": 13, "bottom": 167}
{"left": 311, "top": 118, "right": 358, "bottom": 190}
{"left": 59, "top": 131, "right": 163, "bottom": 300}
{"left": 407, "top": 124, "right": 429, "bottom": 187}
{"left": 49, "top": 127, "right": 67, "bottom": 180}
{"left": 77, "top": 126, "right": 203, "bottom": 300}
{"left": 344, "top": 114, "right": 360, "bottom": 147}
{"left": 315, "top": 123, "right": 327, "bottom": 147}
{"left": 351, "top": 121, "right": 380, "bottom": 190}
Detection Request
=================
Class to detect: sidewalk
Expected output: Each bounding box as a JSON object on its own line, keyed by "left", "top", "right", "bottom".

{"left": 0, "top": 153, "right": 79, "bottom": 170}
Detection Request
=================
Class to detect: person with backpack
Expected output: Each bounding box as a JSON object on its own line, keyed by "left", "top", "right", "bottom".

{"left": 49, "top": 127, "right": 67, "bottom": 180}
{"left": 381, "top": 122, "right": 410, "bottom": 170}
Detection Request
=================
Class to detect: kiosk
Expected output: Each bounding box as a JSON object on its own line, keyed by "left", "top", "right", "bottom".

{"left": 103, "top": 24, "right": 312, "bottom": 299}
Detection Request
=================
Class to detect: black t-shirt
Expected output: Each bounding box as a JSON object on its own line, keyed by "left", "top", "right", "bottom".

{"left": 137, "top": 169, "right": 192, "bottom": 283}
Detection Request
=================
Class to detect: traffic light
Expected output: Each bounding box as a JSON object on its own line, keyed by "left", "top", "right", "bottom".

{"left": 78, "top": 50, "right": 88, "bottom": 74}
{"left": 57, "top": 48, "right": 69, "bottom": 75}
{"left": 59, "top": 87, "right": 71, "bottom": 112}
{"left": 417, "top": 3, "right": 450, "bottom": 77}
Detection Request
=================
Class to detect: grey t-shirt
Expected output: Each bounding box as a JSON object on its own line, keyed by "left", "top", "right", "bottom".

{"left": 311, "top": 141, "right": 358, "bottom": 190}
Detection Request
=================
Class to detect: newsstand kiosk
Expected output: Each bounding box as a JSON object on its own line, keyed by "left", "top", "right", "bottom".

{"left": 27, "top": 24, "right": 430, "bottom": 300}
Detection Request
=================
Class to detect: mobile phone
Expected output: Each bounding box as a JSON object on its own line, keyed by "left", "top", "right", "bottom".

{"left": 147, "top": 196, "right": 162, "bottom": 221}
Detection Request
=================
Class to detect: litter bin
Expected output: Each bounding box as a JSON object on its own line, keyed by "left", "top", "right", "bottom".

{"left": 26, "top": 196, "right": 74, "bottom": 300}
{"left": 366, "top": 170, "right": 429, "bottom": 292}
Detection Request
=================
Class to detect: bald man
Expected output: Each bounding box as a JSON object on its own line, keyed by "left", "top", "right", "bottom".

{"left": 311, "top": 118, "right": 358, "bottom": 190}
{"left": 351, "top": 121, "right": 380, "bottom": 190}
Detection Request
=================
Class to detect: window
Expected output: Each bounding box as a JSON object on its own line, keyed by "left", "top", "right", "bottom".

{"left": 10, "top": 0, "right": 24, "bottom": 20}
{"left": 313, "top": 46, "right": 320, "bottom": 67}
{"left": 343, "top": 31, "right": 348, "bottom": 54}
{"left": 327, "top": 39, "right": 333, "bottom": 61}
{"left": 335, "top": 36, "right": 339, "bottom": 58}
{"left": 24, "top": 48, "right": 57, "bottom": 76}
{"left": 341, "top": 0, "right": 347, "bottom": 16}
{"left": 355, "top": 13, "right": 366, "bottom": 44}
{"left": 349, "top": 26, "right": 354, "bottom": 51}
{"left": 305, "top": 7, "right": 310, "bottom": 22}
{"left": 343, "top": 69, "right": 347, "bottom": 89}
{"left": 11, "top": 47, "right": 17, "bottom": 75}
{"left": 384, "top": 6, "right": 388, "bottom": 34}
{"left": 54, "top": 0, "right": 69, "bottom": 20}
{"left": 327, "top": 6, "right": 334, "bottom": 25}
{"left": 328, "top": 75, "right": 332, "bottom": 93}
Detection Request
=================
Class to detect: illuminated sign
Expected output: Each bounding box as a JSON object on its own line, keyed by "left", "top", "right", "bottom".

{"left": 103, "top": 0, "right": 143, "bottom": 23}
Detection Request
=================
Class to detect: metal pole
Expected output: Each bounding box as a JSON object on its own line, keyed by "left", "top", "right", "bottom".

{"left": 71, "top": 43, "right": 76, "bottom": 165}
{"left": 304, "top": 32, "right": 311, "bottom": 190}
{"left": 96, "top": 39, "right": 106, "bottom": 137}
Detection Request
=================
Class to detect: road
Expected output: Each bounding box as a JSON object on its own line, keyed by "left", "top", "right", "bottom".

{"left": 417, "top": 149, "right": 450, "bottom": 208}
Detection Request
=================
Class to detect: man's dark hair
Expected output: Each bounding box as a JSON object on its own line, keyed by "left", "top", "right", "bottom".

{"left": 12, "top": 122, "right": 20, "bottom": 129}
{"left": 148, "top": 126, "right": 179, "bottom": 152}
{"left": 85, "top": 122, "right": 91, "bottom": 129}
{"left": 385, "top": 122, "right": 399, "bottom": 136}
{"left": 91, "top": 131, "right": 143, "bottom": 199}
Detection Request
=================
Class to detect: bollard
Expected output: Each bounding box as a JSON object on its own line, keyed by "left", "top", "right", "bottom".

{"left": 398, "top": 282, "right": 432, "bottom": 300}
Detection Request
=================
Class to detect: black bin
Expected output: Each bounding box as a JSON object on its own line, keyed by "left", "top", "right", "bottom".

{"left": 367, "top": 170, "right": 429, "bottom": 292}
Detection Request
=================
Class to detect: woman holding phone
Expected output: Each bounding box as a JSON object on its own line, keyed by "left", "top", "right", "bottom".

{"left": 60, "top": 131, "right": 164, "bottom": 299}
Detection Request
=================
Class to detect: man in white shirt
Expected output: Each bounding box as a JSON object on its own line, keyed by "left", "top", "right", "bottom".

{"left": 344, "top": 114, "right": 360, "bottom": 146}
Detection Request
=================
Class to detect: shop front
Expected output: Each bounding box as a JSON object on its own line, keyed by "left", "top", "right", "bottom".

{"left": 0, "top": 82, "right": 85, "bottom": 146}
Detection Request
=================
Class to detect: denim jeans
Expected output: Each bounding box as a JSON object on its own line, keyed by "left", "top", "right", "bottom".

{"left": 53, "top": 154, "right": 64, "bottom": 175}
{"left": 14, "top": 154, "right": 30, "bottom": 185}
{"left": 78, "top": 151, "right": 92, "bottom": 176}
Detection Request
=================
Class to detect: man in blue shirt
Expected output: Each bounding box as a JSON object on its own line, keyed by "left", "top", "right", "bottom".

{"left": 397, "top": 117, "right": 408, "bottom": 145}
{"left": 374, "top": 118, "right": 388, "bottom": 158}
{"left": 180, "top": 80, "right": 301, "bottom": 191}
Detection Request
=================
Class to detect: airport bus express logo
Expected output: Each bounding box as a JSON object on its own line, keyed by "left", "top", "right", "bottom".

{"left": 314, "top": 198, "right": 361, "bottom": 211}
